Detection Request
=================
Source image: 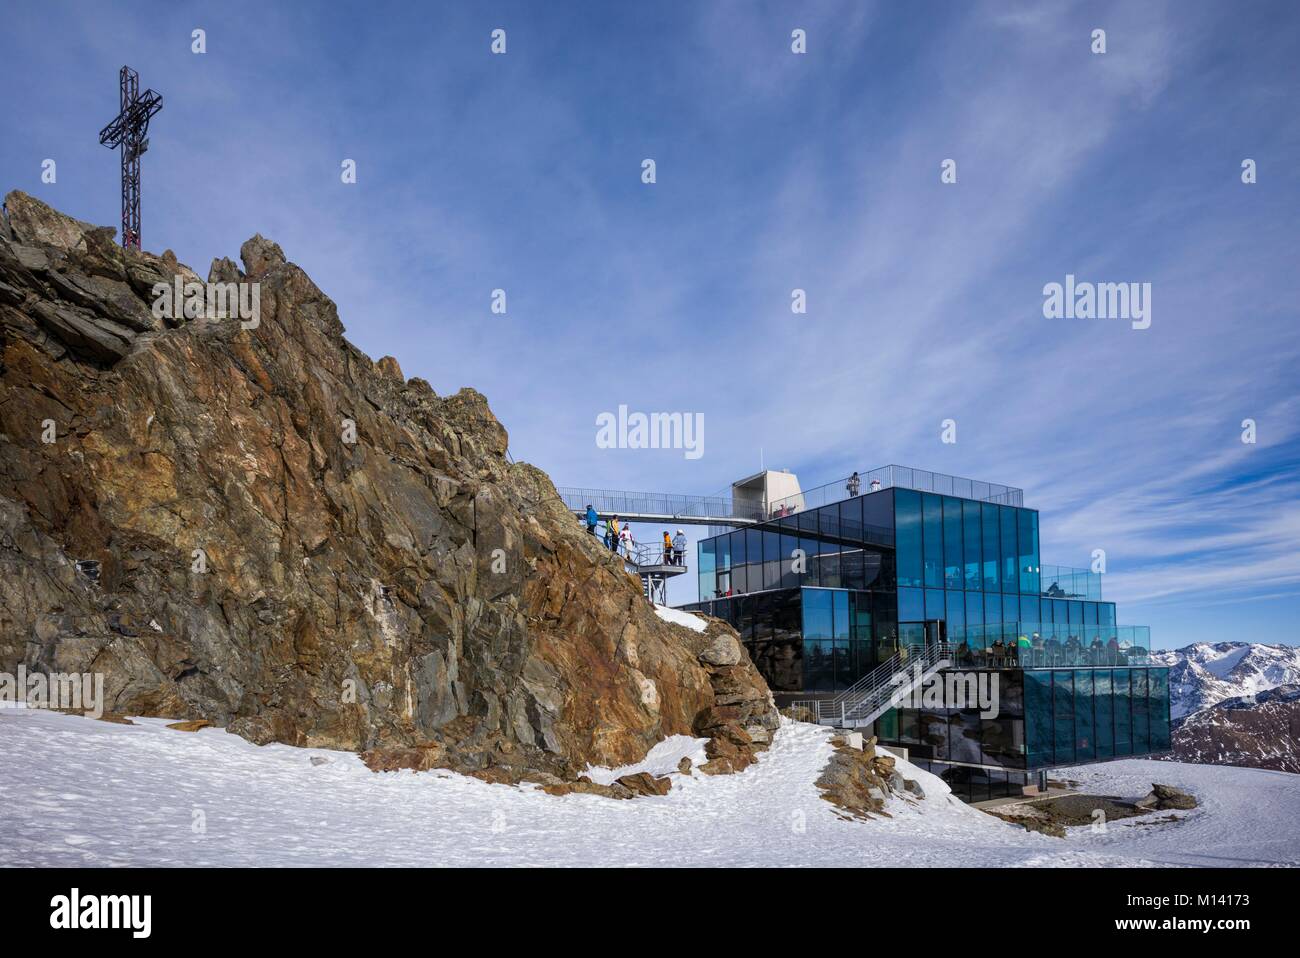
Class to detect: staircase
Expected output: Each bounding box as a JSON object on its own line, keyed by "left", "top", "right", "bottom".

{"left": 793, "top": 642, "right": 954, "bottom": 729}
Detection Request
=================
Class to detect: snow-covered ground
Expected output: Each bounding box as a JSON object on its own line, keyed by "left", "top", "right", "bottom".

{"left": 2, "top": 707, "right": 1297, "bottom": 867}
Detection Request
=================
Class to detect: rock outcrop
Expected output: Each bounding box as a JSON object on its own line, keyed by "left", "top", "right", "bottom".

{"left": 0, "top": 191, "right": 779, "bottom": 784}
{"left": 815, "top": 735, "right": 924, "bottom": 820}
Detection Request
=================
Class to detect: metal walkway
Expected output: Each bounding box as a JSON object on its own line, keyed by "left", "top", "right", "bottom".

{"left": 557, "top": 487, "right": 760, "bottom": 527}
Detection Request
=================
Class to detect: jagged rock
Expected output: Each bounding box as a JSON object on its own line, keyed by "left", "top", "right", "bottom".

{"left": 615, "top": 771, "right": 672, "bottom": 796}
{"left": 239, "top": 234, "right": 286, "bottom": 278}
{"left": 5, "top": 191, "right": 98, "bottom": 251}
{"left": 0, "top": 192, "right": 780, "bottom": 785}
{"left": 677, "top": 756, "right": 692, "bottom": 774}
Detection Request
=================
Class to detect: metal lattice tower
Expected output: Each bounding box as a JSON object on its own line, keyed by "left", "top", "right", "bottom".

{"left": 97, "top": 66, "right": 163, "bottom": 250}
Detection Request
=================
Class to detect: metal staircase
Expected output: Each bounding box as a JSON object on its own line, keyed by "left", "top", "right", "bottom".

{"left": 793, "top": 642, "right": 954, "bottom": 729}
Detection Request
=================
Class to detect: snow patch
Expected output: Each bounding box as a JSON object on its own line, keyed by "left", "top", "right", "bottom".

{"left": 582, "top": 734, "right": 708, "bottom": 785}
{"left": 654, "top": 605, "right": 706, "bottom": 632}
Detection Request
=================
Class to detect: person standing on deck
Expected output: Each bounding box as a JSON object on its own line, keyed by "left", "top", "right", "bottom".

{"left": 672, "top": 529, "right": 687, "bottom": 566}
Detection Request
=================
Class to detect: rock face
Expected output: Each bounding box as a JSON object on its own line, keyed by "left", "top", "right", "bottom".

{"left": 0, "top": 191, "right": 779, "bottom": 783}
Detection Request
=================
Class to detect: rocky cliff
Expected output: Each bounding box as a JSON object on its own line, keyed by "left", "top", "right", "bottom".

{"left": 0, "top": 191, "right": 778, "bottom": 784}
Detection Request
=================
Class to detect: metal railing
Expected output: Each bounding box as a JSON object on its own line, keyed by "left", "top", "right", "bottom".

{"left": 622, "top": 539, "right": 688, "bottom": 569}
{"left": 768, "top": 464, "right": 1024, "bottom": 519}
{"left": 556, "top": 487, "right": 763, "bottom": 524}
{"left": 793, "top": 642, "right": 954, "bottom": 728}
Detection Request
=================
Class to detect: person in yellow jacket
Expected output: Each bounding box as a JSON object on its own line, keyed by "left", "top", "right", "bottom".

{"left": 606, "top": 516, "right": 621, "bottom": 552}
{"left": 662, "top": 531, "right": 673, "bottom": 565}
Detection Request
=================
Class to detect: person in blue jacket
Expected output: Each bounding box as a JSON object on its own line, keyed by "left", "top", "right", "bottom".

{"left": 585, "top": 505, "right": 598, "bottom": 536}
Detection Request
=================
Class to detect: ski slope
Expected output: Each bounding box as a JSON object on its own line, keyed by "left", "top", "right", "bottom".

{"left": 1, "top": 707, "right": 1296, "bottom": 867}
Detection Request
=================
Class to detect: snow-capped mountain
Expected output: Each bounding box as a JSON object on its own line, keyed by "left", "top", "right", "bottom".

{"left": 1149, "top": 642, "right": 1300, "bottom": 719}
{"left": 1166, "top": 684, "right": 1300, "bottom": 774}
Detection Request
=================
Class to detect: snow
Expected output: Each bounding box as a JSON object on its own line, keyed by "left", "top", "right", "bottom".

{"left": 583, "top": 734, "right": 708, "bottom": 784}
{"left": 2, "top": 708, "right": 1298, "bottom": 867}
{"left": 654, "top": 605, "right": 706, "bottom": 632}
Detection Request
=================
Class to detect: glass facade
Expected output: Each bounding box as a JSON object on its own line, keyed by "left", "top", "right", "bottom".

{"left": 685, "top": 481, "right": 1170, "bottom": 778}
{"left": 885, "top": 665, "right": 1171, "bottom": 776}
{"left": 685, "top": 586, "right": 897, "bottom": 693}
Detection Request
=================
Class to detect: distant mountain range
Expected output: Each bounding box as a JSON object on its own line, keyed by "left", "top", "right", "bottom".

{"left": 1148, "top": 641, "right": 1300, "bottom": 719}
{"left": 1147, "top": 642, "right": 1300, "bottom": 774}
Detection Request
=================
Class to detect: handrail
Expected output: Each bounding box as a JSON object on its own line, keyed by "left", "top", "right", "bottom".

{"left": 768, "top": 463, "right": 1024, "bottom": 518}
{"left": 795, "top": 642, "right": 953, "bottom": 726}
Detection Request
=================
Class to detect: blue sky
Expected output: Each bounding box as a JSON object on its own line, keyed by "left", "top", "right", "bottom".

{"left": 2, "top": 1, "right": 1298, "bottom": 648}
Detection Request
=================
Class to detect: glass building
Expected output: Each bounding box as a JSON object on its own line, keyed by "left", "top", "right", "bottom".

{"left": 681, "top": 476, "right": 1171, "bottom": 802}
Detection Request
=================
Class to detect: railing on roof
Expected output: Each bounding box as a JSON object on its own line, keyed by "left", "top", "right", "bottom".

{"left": 765, "top": 463, "right": 1023, "bottom": 520}
{"left": 556, "top": 487, "right": 764, "bottom": 523}
{"left": 951, "top": 622, "right": 1152, "bottom": 668}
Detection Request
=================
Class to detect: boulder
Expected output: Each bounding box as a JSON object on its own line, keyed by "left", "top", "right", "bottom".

{"left": 1147, "top": 783, "right": 1197, "bottom": 810}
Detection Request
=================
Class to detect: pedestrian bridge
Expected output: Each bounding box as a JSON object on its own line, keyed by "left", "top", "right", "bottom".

{"left": 556, "top": 487, "right": 761, "bottom": 527}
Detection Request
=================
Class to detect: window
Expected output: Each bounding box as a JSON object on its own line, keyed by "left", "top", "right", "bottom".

{"left": 840, "top": 497, "right": 864, "bottom": 544}
{"left": 1132, "top": 669, "right": 1150, "bottom": 754}
{"left": 981, "top": 502, "right": 1000, "bottom": 592}
{"left": 1113, "top": 670, "right": 1132, "bottom": 756}
{"left": 1025, "top": 671, "right": 1053, "bottom": 766}
{"left": 1094, "top": 670, "right": 1114, "bottom": 758}
{"left": 1017, "top": 510, "right": 1040, "bottom": 594}
{"left": 945, "top": 590, "right": 965, "bottom": 636}
{"left": 698, "top": 538, "right": 716, "bottom": 599}
{"left": 799, "top": 536, "right": 820, "bottom": 587}
{"left": 862, "top": 488, "right": 894, "bottom": 542}
{"left": 925, "top": 588, "right": 946, "bottom": 623}
{"left": 965, "top": 592, "right": 984, "bottom": 636}
{"left": 1053, "top": 671, "right": 1075, "bottom": 764}
{"left": 1074, "top": 670, "right": 1095, "bottom": 761}
{"left": 1000, "top": 506, "right": 1019, "bottom": 594}
{"left": 943, "top": 497, "right": 964, "bottom": 590}
{"left": 1150, "top": 669, "right": 1171, "bottom": 751}
{"left": 899, "top": 587, "right": 924, "bottom": 622}
{"left": 780, "top": 533, "right": 799, "bottom": 590}
{"left": 803, "top": 588, "right": 833, "bottom": 640}
{"left": 922, "top": 494, "right": 944, "bottom": 588}
{"left": 762, "top": 531, "right": 781, "bottom": 590}
{"left": 819, "top": 504, "right": 840, "bottom": 540}
{"left": 963, "top": 500, "right": 982, "bottom": 590}
{"left": 895, "top": 489, "right": 923, "bottom": 587}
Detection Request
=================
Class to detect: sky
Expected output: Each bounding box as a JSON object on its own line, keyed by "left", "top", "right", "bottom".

{"left": 1, "top": 0, "right": 1297, "bottom": 648}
